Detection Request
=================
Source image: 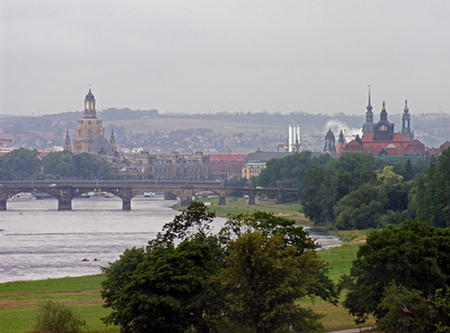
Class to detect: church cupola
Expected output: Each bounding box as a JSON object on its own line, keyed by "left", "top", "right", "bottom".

{"left": 401, "top": 99, "right": 414, "bottom": 140}
{"left": 362, "top": 86, "right": 374, "bottom": 135}
{"left": 84, "top": 88, "right": 96, "bottom": 118}
{"left": 373, "top": 101, "right": 394, "bottom": 141}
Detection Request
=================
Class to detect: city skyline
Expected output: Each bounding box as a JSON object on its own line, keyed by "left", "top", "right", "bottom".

{"left": 1, "top": 0, "right": 450, "bottom": 116}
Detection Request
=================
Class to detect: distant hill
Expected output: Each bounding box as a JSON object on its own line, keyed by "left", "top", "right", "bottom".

{"left": 0, "top": 109, "right": 448, "bottom": 153}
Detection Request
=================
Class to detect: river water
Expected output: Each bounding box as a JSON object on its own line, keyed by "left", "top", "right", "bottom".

{"left": 0, "top": 198, "right": 339, "bottom": 283}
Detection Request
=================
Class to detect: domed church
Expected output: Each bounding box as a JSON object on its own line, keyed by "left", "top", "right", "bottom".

{"left": 72, "top": 89, "right": 112, "bottom": 154}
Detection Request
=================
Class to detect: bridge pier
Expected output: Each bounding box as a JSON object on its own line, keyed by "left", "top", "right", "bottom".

{"left": 218, "top": 194, "right": 226, "bottom": 206}
{"left": 58, "top": 200, "right": 72, "bottom": 211}
{"left": 122, "top": 199, "right": 131, "bottom": 211}
{"left": 0, "top": 200, "right": 6, "bottom": 211}
{"left": 248, "top": 192, "right": 256, "bottom": 205}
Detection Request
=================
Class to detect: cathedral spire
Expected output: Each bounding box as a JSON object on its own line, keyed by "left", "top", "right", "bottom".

{"left": 404, "top": 99, "right": 409, "bottom": 113}
{"left": 362, "top": 85, "right": 374, "bottom": 135}
{"left": 367, "top": 86, "right": 372, "bottom": 112}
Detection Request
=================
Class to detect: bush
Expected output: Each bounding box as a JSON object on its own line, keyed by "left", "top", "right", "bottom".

{"left": 35, "top": 300, "right": 87, "bottom": 333}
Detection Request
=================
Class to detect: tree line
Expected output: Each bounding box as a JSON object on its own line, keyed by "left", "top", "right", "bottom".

{"left": 0, "top": 149, "right": 127, "bottom": 180}
{"left": 257, "top": 150, "right": 449, "bottom": 229}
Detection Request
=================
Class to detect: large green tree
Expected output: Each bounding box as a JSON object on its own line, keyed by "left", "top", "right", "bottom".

{"left": 101, "top": 202, "right": 223, "bottom": 333}
{"left": 342, "top": 220, "right": 450, "bottom": 326}
{"left": 410, "top": 148, "right": 450, "bottom": 227}
{"left": 218, "top": 232, "right": 324, "bottom": 333}
{"left": 0, "top": 148, "right": 41, "bottom": 180}
{"left": 217, "top": 211, "right": 338, "bottom": 332}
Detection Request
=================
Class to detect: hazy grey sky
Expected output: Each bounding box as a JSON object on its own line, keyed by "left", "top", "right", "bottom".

{"left": 1, "top": 0, "right": 450, "bottom": 116}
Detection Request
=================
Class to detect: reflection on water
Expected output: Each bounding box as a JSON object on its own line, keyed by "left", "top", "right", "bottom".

{"left": 0, "top": 198, "right": 339, "bottom": 283}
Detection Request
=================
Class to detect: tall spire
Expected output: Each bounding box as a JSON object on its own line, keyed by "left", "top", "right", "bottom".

{"left": 404, "top": 99, "right": 409, "bottom": 113}
{"left": 363, "top": 85, "right": 374, "bottom": 135}
{"left": 367, "top": 85, "right": 373, "bottom": 113}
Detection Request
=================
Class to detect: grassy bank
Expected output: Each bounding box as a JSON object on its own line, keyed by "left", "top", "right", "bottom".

{"left": 0, "top": 275, "right": 118, "bottom": 333}
{"left": 176, "top": 196, "right": 311, "bottom": 225}
{"left": 0, "top": 243, "right": 368, "bottom": 333}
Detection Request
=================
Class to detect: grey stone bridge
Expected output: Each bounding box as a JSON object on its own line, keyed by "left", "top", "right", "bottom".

{"left": 0, "top": 180, "right": 298, "bottom": 211}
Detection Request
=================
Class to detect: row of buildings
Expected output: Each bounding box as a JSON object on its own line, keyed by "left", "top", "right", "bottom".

{"left": 60, "top": 88, "right": 448, "bottom": 182}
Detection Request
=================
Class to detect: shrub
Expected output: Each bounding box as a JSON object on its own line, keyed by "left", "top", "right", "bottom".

{"left": 35, "top": 300, "right": 87, "bottom": 333}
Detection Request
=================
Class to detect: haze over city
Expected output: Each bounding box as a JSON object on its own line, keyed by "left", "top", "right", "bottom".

{"left": 2, "top": 0, "right": 450, "bottom": 116}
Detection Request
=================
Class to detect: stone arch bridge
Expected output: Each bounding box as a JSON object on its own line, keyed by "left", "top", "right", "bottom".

{"left": 0, "top": 180, "right": 298, "bottom": 211}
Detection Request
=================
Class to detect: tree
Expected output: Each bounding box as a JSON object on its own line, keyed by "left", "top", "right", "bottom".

{"left": 217, "top": 212, "right": 338, "bottom": 332}
{"left": 410, "top": 148, "right": 450, "bottom": 227}
{"left": 377, "top": 285, "right": 450, "bottom": 333}
{"left": 342, "top": 220, "right": 450, "bottom": 325}
{"left": 217, "top": 232, "right": 324, "bottom": 333}
{"left": 0, "top": 148, "right": 41, "bottom": 180}
{"left": 102, "top": 237, "right": 222, "bottom": 333}
{"left": 302, "top": 152, "right": 379, "bottom": 225}
{"left": 101, "top": 202, "right": 223, "bottom": 333}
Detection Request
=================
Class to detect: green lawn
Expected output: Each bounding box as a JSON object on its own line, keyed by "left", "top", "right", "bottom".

{"left": 0, "top": 275, "right": 119, "bottom": 333}
{"left": 178, "top": 196, "right": 310, "bottom": 224}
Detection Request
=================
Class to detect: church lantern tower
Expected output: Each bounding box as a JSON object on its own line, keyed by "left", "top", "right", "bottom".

{"left": 401, "top": 100, "right": 414, "bottom": 141}
{"left": 84, "top": 89, "right": 96, "bottom": 118}
{"left": 362, "top": 86, "right": 374, "bottom": 135}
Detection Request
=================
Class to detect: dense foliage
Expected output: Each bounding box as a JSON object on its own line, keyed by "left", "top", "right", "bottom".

{"left": 409, "top": 148, "right": 450, "bottom": 227}
{"left": 257, "top": 149, "right": 446, "bottom": 229}
{"left": 0, "top": 149, "right": 113, "bottom": 179}
{"left": 35, "top": 300, "right": 87, "bottom": 333}
{"left": 101, "top": 202, "right": 337, "bottom": 333}
{"left": 342, "top": 220, "right": 450, "bottom": 331}
{"left": 0, "top": 148, "right": 41, "bottom": 180}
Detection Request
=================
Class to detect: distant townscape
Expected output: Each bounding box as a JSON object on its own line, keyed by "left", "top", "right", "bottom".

{"left": 1, "top": 88, "right": 449, "bottom": 182}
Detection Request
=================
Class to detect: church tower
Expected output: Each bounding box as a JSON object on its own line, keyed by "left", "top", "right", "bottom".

{"left": 373, "top": 101, "right": 394, "bottom": 141}
{"left": 72, "top": 88, "right": 109, "bottom": 154}
{"left": 109, "top": 129, "right": 117, "bottom": 154}
{"left": 362, "top": 86, "right": 374, "bottom": 135}
{"left": 401, "top": 100, "right": 414, "bottom": 140}
{"left": 324, "top": 128, "right": 336, "bottom": 153}
{"left": 64, "top": 130, "right": 71, "bottom": 152}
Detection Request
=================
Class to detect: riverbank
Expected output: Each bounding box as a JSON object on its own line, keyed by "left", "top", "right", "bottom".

{"left": 174, "top": 196, "right": 311, "bottom": 225}
{"left": 0, "top": 243, "right": 374, "bottom": 333}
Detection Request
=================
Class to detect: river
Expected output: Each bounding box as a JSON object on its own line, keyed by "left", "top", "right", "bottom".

{"left": 0, "top": 198, "right": 339, "bottom": 283}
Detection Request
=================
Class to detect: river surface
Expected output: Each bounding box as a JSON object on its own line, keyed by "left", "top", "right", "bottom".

{"left": 0, "top": 198, "right": 339, "bottom": 283}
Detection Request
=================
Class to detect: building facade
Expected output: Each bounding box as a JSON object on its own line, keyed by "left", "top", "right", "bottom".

{"left": 332, "top": 90, "right": 425, "bottom": 160}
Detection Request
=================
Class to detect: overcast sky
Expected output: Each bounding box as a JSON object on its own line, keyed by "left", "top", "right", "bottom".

{"left": 1, "top": 0, "right": 450, "bottom": 116}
